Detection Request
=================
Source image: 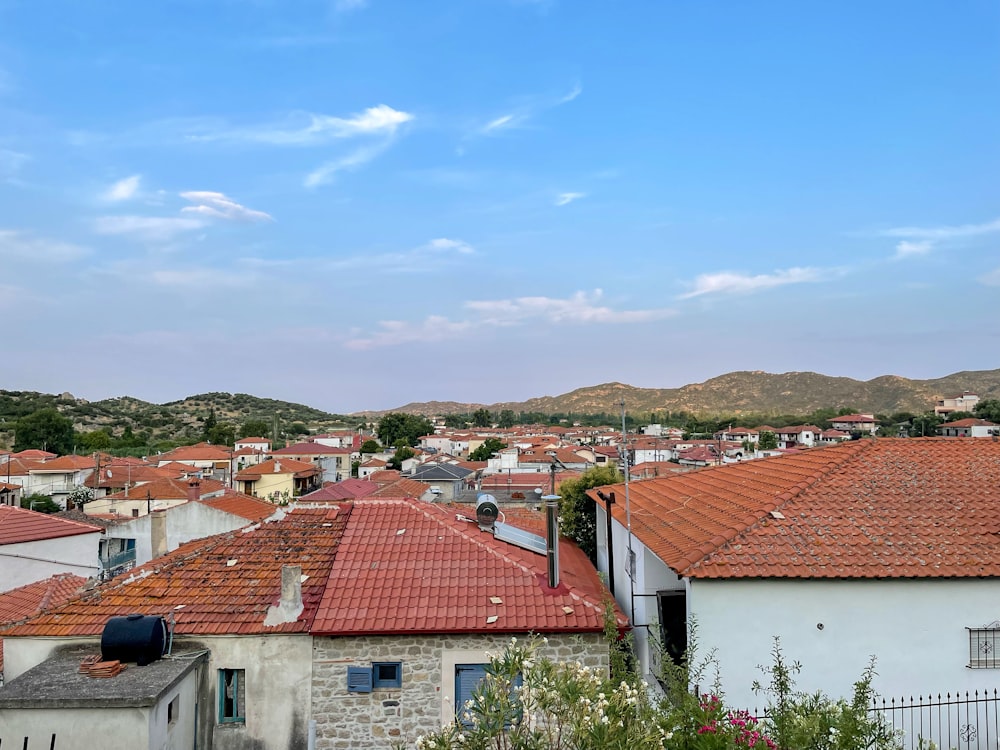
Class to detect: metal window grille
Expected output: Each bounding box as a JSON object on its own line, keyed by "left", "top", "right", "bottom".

{"left": 968, "top": 628, "right": 1000, "bottom": 669}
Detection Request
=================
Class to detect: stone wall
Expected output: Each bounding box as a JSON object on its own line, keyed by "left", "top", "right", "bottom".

{"left": 311, "top": 632, "right": 607, "bottom": 750}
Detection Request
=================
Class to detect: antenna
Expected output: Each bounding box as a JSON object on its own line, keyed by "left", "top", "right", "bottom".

{"left": 621, "top": 398, "right": 635, "bottom": 624}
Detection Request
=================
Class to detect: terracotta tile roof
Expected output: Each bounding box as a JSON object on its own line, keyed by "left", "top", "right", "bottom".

{"left": 480, "top": 471, "right": 580, "bottom": 492}
{"left": 234, "top": 457, "right": 319, "bottom": 480}
{"left": 369, "top": 478, "right": 428, "bottom": 498}
{"left": 235, "top": 437, "right": 269, "bottom": 443}
{"left": 0, "top": 482, "right": 20, "bottom": 492}
{"left": 0, "top": 458, "right": 42, "bottom": 477}
{"left": 300, "top": 479, "right": 379, "bottom": 502}
{"left": 0, "top": 573, "right": 88, "bottom": 623}
{"left": 200, "top": 490, "right": 276, "bottom": 522}
{"left": 589, "top": 438, "right": 1000, "bottom": 580}
{"left": 368, "top": 469, "right": 401, "bottom": 484}
{"left": 312, "top": 499, "right": 618, "bottom": 636}
{"left": 1, "top": 506, "right": 350, "bottom": 638}
{"left": 272, "top": 442, "right": 352, "bottom": 456}
{"left": 158, "top": 461, "right": 203, "bottom": 476}
{"left": 940, "top": 418, "right": 996, "bottom": 428}
{"left": 11, "top": 449, "right": 56, "bottom": 460}
{"left": 0, "top": 505, "right": 103, "bottom": 546}
{"left": 85, "top": 464, "right": 176, "bottom": 489}
{"left": 28, "top": 455, "right": 95, "bottom": 471}
{"left": 156, "top": 443, "right": 233, "bottom": 462}
{"left": 102, "top": 477, "right": 226, "bottom": 501}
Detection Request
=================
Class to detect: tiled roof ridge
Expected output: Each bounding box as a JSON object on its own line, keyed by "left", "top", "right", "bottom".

{"left": 358, "top": 498, "right": 605, "bottom": 618}
{"left": 678, "top": 440, "right": 873, "bottom": 575}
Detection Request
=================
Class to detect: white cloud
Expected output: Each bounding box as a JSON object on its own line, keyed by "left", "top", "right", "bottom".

{"left": 180, "top": 191, "right": 273, "bottom": 222}
{"left": 474, "top": 81, "right": 582, "bottom": 139}
{"left": 304, "top": 141, "right": 392, "bottom": 187}
{"left": 558, "top": 81, "right": 583, "bottom": 104}
{"left": 680, "top": 267, "right": 826, "bottom": 299}
{"left": 893, "top": 240, "right": 933, "bottom": 260}
{"left": 423, "top": 238, "right": 474, "bottom": 255}
{"left": 103, "top": 174, "right": 141, "bottom": 202}
{"left": 466, "top": 289, "right": 674, "bottom": 325}
{"left": 979, "top": 267, "right": 1000, "bottom": 287}
{"left": 192, "top": 104, "right": 413, "bottom": 146}
{"left": 481, "top": 114, "right": 521, "bottom": 134}
{"left": 346, "top": 289, "right": 675, "bottom": 349}
{"left": 150, "top": 268, "right": 258, "bottom": 288}
{"left": 554, "top": 192, "right": 585, "bottom": 206}
{"left": 0, "top": 229, "right": 89, "bottom": 262}
{"left": 880, "top": 217, "right": 1000, "bottom": 240}
{"left": 93, "top": 215, "right": 207, "bottom": 242}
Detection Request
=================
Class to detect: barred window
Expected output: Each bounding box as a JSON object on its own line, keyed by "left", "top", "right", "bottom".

{"left": 967, "top": 628, "right": 1000, "bottom": 668}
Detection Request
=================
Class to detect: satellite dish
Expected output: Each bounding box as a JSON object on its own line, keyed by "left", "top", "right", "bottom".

{"left": 107, "top": 469, "right": 113, "bottom": 478}
{"left": 475, "top": 493, "right": 499, "bottom": 529}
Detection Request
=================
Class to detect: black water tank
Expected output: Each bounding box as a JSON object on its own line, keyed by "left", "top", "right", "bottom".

{"left": 101, "top": 614, "right": 167, "bottom": 666}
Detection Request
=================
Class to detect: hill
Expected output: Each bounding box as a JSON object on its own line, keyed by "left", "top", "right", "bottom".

{"left": 0, "top": 390, "right": 352, "bottom": 449}
{"left": 365, "top": 369, "right": 1000, "bottom": 418}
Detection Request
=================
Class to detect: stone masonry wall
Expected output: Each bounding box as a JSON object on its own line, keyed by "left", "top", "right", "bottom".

{"left": 312, "top": 632, "right": 607, "bottom": 750}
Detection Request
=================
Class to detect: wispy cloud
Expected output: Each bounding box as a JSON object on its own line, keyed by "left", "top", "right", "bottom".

{"left": 554, "top": 192, "right": 585, "bottom": 206}
{"left": 980, "top": 267, "right": 1000, "bottom": 287}
{"left": 304, "top": 141, "right": 392, "bottom": 187}
{"left": 102, "top": 174, "right": 141, "bottom": 202}
{"left": 474, "top": 82, "right": 582, "bottom": 139}
{"left": 892, "top": 240, "right": 933, "bottom": 260}
{"left": 180, "top": 191, "right": 273, "bottom": 222}
{"left": 0, "top": 229, "right": 89, "bottom": 262}
{"left": 346, "top": 289, "right": 674, "bottom": 349}
{"left": 189, "top": 104, "right": 413, "bottom": 146}
{"left": 0, "top": 149, "right": 29, "bottom": 179}
{"left": 879, "top": 217, "right": 1000, "bottom": 240}
{"left": 331, "top": 236, "right": 475, "bottom": 272}
{"left": 93, "top": 215, "right": 207, "bottom": 242}
{"left": 680, "top": 267, "right": 827, "bottom": 299}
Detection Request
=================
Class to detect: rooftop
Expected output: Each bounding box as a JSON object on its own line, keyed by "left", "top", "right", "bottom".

{"left": 0, "top": 505, "right": 103, "bottom": 546}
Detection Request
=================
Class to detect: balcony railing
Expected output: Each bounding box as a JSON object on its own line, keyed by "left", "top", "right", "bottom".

{"left": 99, "top": 548, "right": 136, "bottom": 575}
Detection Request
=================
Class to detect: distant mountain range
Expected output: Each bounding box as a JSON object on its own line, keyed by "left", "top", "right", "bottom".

{"left": 360, "top": 369, "right": 1000, "bottom": 418}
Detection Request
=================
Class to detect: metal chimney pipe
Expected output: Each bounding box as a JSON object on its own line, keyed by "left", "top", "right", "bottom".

{"left": 543, "top": 494, "right": 560, "bottom": 589}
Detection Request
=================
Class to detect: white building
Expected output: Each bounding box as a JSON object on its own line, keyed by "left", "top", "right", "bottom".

{"left": 0, "top": 505, "right": 102, "bottom": 593}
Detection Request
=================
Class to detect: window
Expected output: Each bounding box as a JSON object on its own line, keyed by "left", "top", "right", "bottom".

{"left": 454, "top": 664, "right": 522, "bottom": 728}
{"left": 167, "top": 695, "right": 179, "bottom": 726}
{"left": 347, "top": 666, "right": 373, "bottom": 693}
{"left": 373, "top": 662, "right": 402, "bottom": 689}
{"left": 218, "top": 669, "right": 246, "bottom": 723}
{"left": 968, "top": 627, "right": 1000, "bottom": 668}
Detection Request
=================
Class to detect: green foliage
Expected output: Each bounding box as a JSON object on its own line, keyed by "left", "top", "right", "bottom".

{"left": 752, "top": 638, "right": 898, "bottom": 750}
{"left": 471, "top": 408, "right": 493, "bottom": 428}
{"left": 388, "top": 445, "right": 416, "bottom": 470}
{"left": 497, "top": 409, "right": 516, "bottom": 428}
{"left": 557, "top": 465, "right": 623, "bottom": 562}
{"left": 360, "top": 439, "right": 381, "bottom": 454}
{"left": 239, "top": 419, "right": 271, "bottom": 439}
{"left": 207, "top": 423, "right": 236, "bottom": 447}
{"left": 975, "top": 399, "right": 1000, "bottom": 423}
{"left": 21, "top": 493, "right": 61, "bottom": 513}
{"left": 944, "top": 411, "right": 974, "bottom": 422}
{"left": 469, "top": 438, "right": 507, "bottom": 462}
{"left": 909, "top": 413, "right": 943, "bottom": 437}
{"left": 443, "top": 415, "right": 467, "bottom": 429}
{"left": 79, "top": 428, "right": 112, "bottom": 451}
{"left": 757, "top": 431, "right": 778, "bottom": 451}
{"left": 287, "top": 421, "right": 310, "bottom": 436}
{"left": 377, "top": 413, "right": 434, "bottom": 448}
{"left": 14, "top": 408, "right": 75, "bottom": 454}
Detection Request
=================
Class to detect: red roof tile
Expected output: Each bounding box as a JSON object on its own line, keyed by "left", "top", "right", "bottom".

{"left": 589, "top": 438, "right": 1000, "bottom": 580}
{"left": 0, "top": 573, "right": 88, "bottom": 623}
{"left": 1, "top": 506, "right": 349, "bottom": 638}
{"left": 940, "top": 418, "right": 996, "bottom": 428}
{"left": 0, "top": 505, "right": 103, "bottom": 546}
{"left": 312, "top": 498, "right": 617, "bottom": 636}
{"left": 156, "top": 443, "right": 233, "bottom": 462}
{"left": 200, "top": 490, "right": 276, "bottom": 522}
{"left": 273, "top": 442, "right": 352, "bottom": 456}
{"left": 102, "top": 477, "right": 226, "bottom": 501}
{"left": 234, "top": 457, "right": 319, "bottom": 480}
{"left": 300, "top": 479, "right": 380, "bottom": 502}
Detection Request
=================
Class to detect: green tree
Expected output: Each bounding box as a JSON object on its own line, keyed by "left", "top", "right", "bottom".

{"left": 471, "top": 408, "right": 492, "bottom": 428}
{"left": 387, "top": 445, "right": 415, "bottom": 470}
{"left": 238, "top": 419, "right": 270, "bottom": 439}
{"left": 496, "top": 409, "right": 516, "bottom": 428}
{"left": 207, "top": 423, "right": 236, "bottom": 447}
{"left": 286, "top": 421, "right": 310, "bottom": 436}
{"left": 910, "top": 413, "right": 943, "bottom": 437}
{"left": 443, "top": 414, "right": 467, "bottom": 429}
{"left": 360, "top": 439, "right": 381, "bottom": 454}
{"left": 469, "top": 438, "right": 507, "bottom": 461}
{"left": 14, "top": 408, "right": 76, "bottom": 454}
{"left": 21, "top": 493, "right": 61, "bottom": 513}
{"left": 79, "top": 428, "right": 112, "bottom": 451}
{"left": 758, "top": 430, "right": 778, "bottom": 450}
{"left": 557, "top": 465, "right": 623, "bottom": 562}
{"left": 201, "top": 407, "right": 217, "bottom": 440}
{"left": 975, "top": 399, "right": 1000, "bottom": 423}
{"left": 376, "top": 413, "right": 434, "bottom": 448}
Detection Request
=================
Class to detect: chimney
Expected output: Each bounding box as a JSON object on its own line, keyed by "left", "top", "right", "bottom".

{"left": 264, "top": 564, "right": 304, "bottom": 626}
{"left": 151, "top": 510, "right": 168, "bottom": 558}
{"left": 187, "top": 479, "right": 200, "bottom": 503}
{"left": 543, "top": 494, "right": 560, "bottom": 589}
{"left": 274, "top": 460, "right": 282, "bottom": 473}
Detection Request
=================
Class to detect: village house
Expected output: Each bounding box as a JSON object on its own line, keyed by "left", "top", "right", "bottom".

{"left": 234, "top": 457, "right": 321, "bottom": 501}
{"left": 934, "top": 391, "right": 980, "bottom": 417}
{"left": 0, "top": 505, "right": 103, "bottom": 593}
{"left": 589, "top": 438, "right": 1000, "bottom": 711}
{"left": 828, "top": 413, "right": 879, "bottom": 435}
{"left": 937, "top": 417, "right": 999, "bottom": 438}
{"left": 271, "top": 440, "right": 355, "bottom": 482}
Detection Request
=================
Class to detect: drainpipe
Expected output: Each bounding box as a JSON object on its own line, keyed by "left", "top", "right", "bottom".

{"left": 543, "top": 494, "right": 560, "bottom": 588}
{"left": 596, "top": 490, "right": 616, "bottom": 597}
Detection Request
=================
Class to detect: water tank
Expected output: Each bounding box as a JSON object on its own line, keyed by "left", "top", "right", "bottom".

{"left": 476, "top": 493, "right": 499, "bottom": 528}
{"left": 101, "top": 614, "right": 167, "bottom": 666}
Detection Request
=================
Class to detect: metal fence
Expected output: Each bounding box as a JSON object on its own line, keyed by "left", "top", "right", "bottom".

{"left": 872, "top": 689, "right": 1000, "bottom": 750}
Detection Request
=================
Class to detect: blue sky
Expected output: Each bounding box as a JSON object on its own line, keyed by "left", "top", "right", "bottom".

{"left": 1, "top": 0, "right": 998, "bottom": 413}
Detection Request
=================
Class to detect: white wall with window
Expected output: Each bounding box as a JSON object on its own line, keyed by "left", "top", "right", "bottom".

{"left": 690, "top": 577, "right": 1000, "bottom": 712}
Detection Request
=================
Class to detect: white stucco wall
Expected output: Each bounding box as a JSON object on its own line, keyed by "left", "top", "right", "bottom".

{"left": 104, "top": 502, "right": 264, "bottom": 567}
{"left": 0, "top": 706, "right": 151, "bottom": 749}
{"left": 690, "top": 578, "right": 1000, "bottom": 711}
{"left": 0, "top": 532, "right": 101, "bottom": 593}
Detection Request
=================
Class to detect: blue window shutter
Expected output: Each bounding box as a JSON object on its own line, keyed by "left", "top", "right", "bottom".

{"left": 455, "top": 664, "right": 488, "bottom": 726}
{"left": 347, "top": 666, "right": 373, "bottom": 693}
